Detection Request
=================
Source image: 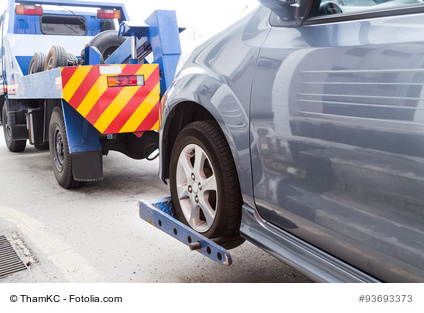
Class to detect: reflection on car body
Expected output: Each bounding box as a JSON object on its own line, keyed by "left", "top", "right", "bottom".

{"left": 160, "top": 0, "right": 424, "bottom": 282}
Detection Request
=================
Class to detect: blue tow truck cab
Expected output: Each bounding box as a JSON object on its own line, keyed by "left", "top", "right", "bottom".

{"left": 0, "top": 0, "right": 183, "bottom": 188}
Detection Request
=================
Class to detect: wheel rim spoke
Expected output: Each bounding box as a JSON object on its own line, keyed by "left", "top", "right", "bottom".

{"left": 201, "top": 175, "right": 217, "bottom": 192}
{"left": 176, "top": 143, "right": 218, "bottom": 233}
{"left": 178, "top": 148, "right": 194, "bottom": 182}
{"left": 176, "top": 184, "right": 189, "bottom": 200}
{"left": 198, "top": 195, "right": 216, "bottom": 226}
{"left": 193, "top": 145, "right": 207, "bottom": 179}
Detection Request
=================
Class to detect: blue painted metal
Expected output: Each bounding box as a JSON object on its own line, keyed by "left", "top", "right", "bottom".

{"left": 8, "top": 66, "right": 63, "bottom": 99}
{"left": 104, "top": 36, "right": 131, "bottom": 65}
{"left": 139, "top": 197, "right": 233, "bottom": 266}
{"left": 61, "top": 100, "right": 102, "bottom": 153}
{"left": 85, "top": 46, "right": 101, "bottom": 65}
{"left": 16, "top": 0, "right": 130, "bottom": 22}
{"left": 119, "top": 22, "right": 150, "bottom": 38}
{"left": 5, "top": 0, "right": 129, "bottom": 35}
{"left": 112, "top": 16, "right": 184, "bottom": 95}
{"left": 111, "top": 22, "right": 150, "bottom": 65}
{"left": 145, "top": 11, "right": 183, "bottom": 97}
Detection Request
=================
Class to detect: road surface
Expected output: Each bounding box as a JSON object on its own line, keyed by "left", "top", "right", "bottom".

{"left": 0, "top": 125, "right": 312, "bottom": 283}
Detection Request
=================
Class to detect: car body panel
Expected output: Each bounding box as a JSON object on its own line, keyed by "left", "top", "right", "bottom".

{"left": 161, "top": 1, "right": 424, "bottom": 282}
{"left": 250, "top": 8, "right": 424, "bottom": 282}
{"left": 160, "top": 6, "right": 271, "bottom": 204}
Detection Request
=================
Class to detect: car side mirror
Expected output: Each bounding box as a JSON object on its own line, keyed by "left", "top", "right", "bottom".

{"left": 259, "top": 0, "right": 309, "bottom": 26}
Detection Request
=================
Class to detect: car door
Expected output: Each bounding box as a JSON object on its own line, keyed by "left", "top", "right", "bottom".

{"left": 250, "top": 0, "right": 424, "bottom": 282}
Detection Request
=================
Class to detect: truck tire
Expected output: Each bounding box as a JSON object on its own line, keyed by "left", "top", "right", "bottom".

{"left": 2, "top": 104, "right": 26, "bottom": 152}
{"left": 28, "top": 52, "right": 47, "bottom": 74}
{"left": 88, "top": 30, "right": 127, "bottom": 60}
{"left": 49, "top": 107, "right": 85, "bottom": 189}
{"left": 169, "top": 121, "right": 244, "bottom": 249}
{"left": 67, "top": 52, "right": 78, "bottom": 66}
{"left": 45, "top": 46, "right": 68, "bottom": 71}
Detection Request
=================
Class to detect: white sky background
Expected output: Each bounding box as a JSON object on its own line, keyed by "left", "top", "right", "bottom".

{"left": 0, "top": 0, "right": 260, "bottom": 51}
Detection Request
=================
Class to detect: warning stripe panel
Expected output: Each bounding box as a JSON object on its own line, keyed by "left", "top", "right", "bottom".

{"left": 62, "top": 66, "right": 93, "bottom": 102}
{"left": 135, "top": 100, "right": 160, "bottom": 132}
{"left": 61, "top": 64, "right": 160, "bottom": 134}
{"left": 61, "top": 66, "right": 78, "bottom": 89}
{"left": 104, "top": 67, "right": 160, "bottom": 134}
{"left": 68, "top": 66, "right": 101, "bottom": 109}
{"left": 83, "top": 65, "right": 138, "bottom": 126}
{"left": 95, "top": 84, "right": 141, "bottom": 133}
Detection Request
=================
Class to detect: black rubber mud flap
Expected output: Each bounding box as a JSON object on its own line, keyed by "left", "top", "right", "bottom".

{"left": 71, "top": 150, "right": 103, "bottom": 181}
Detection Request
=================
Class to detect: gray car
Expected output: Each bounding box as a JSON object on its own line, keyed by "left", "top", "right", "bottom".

{"left": 159, "top": 0, "right": 424, "bottom": 282}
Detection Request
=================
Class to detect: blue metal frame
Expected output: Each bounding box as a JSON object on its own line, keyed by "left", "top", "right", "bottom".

{"left": 61, "top": 100, "right": 101, "bottom": 153}
{"left": 15, "top": 0, "right": 130, "bottom": 22}
{"left": 84, "top": 45, "right": 102, "bottom": 66}
{"left": 139, "top": 197, "right": 233, "bottom": 266}
{"left": 110, "top": 11, "right": 184, "bottom": 98}
{"left": 145, "top": 11, "right": 183, "bottom": 97}
{"left": 62, "top": 46, "right": 102, "bottom": 154}
{"left": 2, "top": 0, "right": 183, "bottom": 172}
{"left": 5, "top": 0, "right": 129, "bottom": 35}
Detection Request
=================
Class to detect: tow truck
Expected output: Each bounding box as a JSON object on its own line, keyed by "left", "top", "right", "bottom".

{"left": 1, "top": 0, "right": 234, "bottom": 266}
{"left": 0, "top": 0, "right": 183, "bottom": 188}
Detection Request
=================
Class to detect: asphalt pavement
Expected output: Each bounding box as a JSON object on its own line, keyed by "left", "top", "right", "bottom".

{"left": 0, "top": 125, "right": 312, "bottom": 283}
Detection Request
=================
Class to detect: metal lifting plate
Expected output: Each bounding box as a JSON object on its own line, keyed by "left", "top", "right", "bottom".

{"left": 139, "top": 197, "right": 233, "bottom": 266}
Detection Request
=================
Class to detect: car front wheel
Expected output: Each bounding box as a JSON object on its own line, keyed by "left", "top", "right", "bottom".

{"left": 170, "top": 121, "right": 244, "bottom": 249}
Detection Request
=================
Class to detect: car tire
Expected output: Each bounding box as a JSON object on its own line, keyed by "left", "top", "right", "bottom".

{"left": 44, "top": 46, "right": 68, "bottom": 71}
{"left": 87, "top": 30, "right": 127, "bottom": 60}
{"left": 49, "top": 107, "right": 85, "bottom": 189}
{"left": 2, "top": 104, "right": 26, "bottom": 152}
{"left": 170, "top": 121, "right": 244, "bottom": 249}
{"left": 28, "top": 52, "right": 47, "bottom": 74}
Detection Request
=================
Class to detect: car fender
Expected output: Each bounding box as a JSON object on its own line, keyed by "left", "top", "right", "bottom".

{"left": 160, "top": 67, "right": 254, "bottom": 201}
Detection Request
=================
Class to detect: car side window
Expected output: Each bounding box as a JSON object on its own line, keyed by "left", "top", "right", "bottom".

{"left": 308, "top": 0, "right": 424, "bottom": 20}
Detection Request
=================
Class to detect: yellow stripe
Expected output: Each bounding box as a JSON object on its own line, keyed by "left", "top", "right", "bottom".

{"left": 76, "top": 65, "right": 124, "bottom": 117}
{"left": 119, "top": 82, "right": 160, "bottom": 133}
{"left": 150, "top": 120, "right": 159, "bottom": 131}
{"left": 118, "top": 65, "right": 159, "bottom": 132}
{"left": 77, "top": 76, "right": 107, "bottom": 117}
{"left": 62, "top": 66, "right": 93, "bottom": 102}
{"left": 95, "top": 64, "right": 158, "bottom": 133}
{"left": 136, "top": 64, "right": 157, "bottom": 80}
{"left": 94, "top": 86, "right": 139, "bottom": 133}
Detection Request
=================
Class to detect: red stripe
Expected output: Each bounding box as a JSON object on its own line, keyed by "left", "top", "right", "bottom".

{"left": 103, "top": 69, "right": 160, "bottom": 134}
{"left": 84, "top": 65, "right": 141, "bottom": 125}
{"left": 61, "top": 67, "right": 78, "bottom": 89}
{"left": 135, "top": 100, "right": 160, "bottom": 132}
{"left": 68, "top": 66, "right": 100, "bottom": 110}
{"left": 85, "top": 87, "right": 122, "bottom": 124}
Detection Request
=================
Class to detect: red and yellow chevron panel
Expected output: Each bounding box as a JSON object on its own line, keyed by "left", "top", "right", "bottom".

{"left": 61, "top": 64, "right": 160, "bottom": 134}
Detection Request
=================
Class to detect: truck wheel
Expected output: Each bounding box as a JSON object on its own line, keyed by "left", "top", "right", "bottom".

{"left": 49, "top": 107, "right": 85, "bottom": 189}
{"left": 45, "top": 46, "right": 68, "bottom": 71}
{"left": 2, "top": 104, "right": 26, "bottom": 152}
{"left": 88, "top": 30, "right": 127, "bottom": 60}
{"left": 67, "top": 52, "right": 78, "bottom": 66}
{"left": 170, "top": 121, "right": 244, "bottom": 249}
{"left": 28, "top": 52, "right": 47, "bottom": 74}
